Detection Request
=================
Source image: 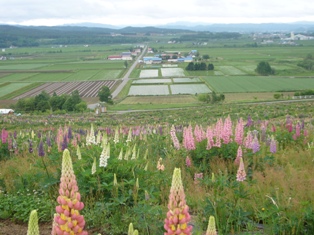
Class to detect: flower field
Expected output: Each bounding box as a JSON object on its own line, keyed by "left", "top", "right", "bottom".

{"left": 0, "top": 102, "right": 313, "bottom": 234}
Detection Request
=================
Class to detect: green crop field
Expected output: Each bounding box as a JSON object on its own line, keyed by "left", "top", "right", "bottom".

{"left": 0, "top": 73, "right": 38, "bottom": 82}
{"left": 170, "top": 84, "right": 211, "bottom": 94}
{"left": 0, "top": 82, "right": 32, "bottom": 97}
{"left": 173, "top": 78, "right": 201, "bottom": 83}
{"left": 133, "top": 79, "right": 172, "bottom": 84}
{"left": 203, "top": 76, "right": 314, "bottom": 92}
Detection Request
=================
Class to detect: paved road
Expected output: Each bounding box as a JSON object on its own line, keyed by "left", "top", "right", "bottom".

{"left": 111, "top": 45, "right": 147, "bottom": 98}
{"left": 88, "top": 45, "right": 147, "bottom": 109}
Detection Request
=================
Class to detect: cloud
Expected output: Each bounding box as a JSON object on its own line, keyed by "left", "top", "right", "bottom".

{"left": 1, "top": 0, "right": 314, "bottom": 26}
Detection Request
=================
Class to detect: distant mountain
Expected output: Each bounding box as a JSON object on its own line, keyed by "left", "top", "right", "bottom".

{"left": 63, "top": 22, "right": 121, "bottom": 29}
{"left": 158, "top": 22, "right": 314, "bottom": 32}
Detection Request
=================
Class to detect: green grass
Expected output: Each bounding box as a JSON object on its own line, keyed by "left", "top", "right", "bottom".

{"left": 0, "top": 73, "right": 38, "bottom": 82}
{"left": 0, "top": 82, "right": 33, "bottom": 97}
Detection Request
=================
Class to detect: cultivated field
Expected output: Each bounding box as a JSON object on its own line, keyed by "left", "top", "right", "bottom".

{"left": 170, "top": 84, "right": 211, "bottom": 94}
{"left": 13, "top": 80, "right": 119, "bottom": 99}
{"left": 139, "top": 69, "right": 159, "bottom": 78}
{"left": 128, "top": 85, "right": 170, "bottom": 95}
{"left": 161, "top": 68, "right": 185, "bottom": 77}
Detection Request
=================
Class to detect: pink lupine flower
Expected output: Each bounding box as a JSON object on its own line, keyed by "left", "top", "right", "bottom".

{"left": 194, "top": 125, "right": 205, "bottom": 142}
{"left": 222, "top": 115, "right": 232, "bottom": 144}
{"left": 295, "top": 122, "right": 301, "bottom": 137}
{"left": 52, "top": 149, "right": 88, "bottom": 235}
{"left": 214, "top": 119, "right": 223, "bottom": 147}
{"left": 1, "top": 128, "right": 8, "bottom": 144}
{"left": 244, "top": 131, "right": 253, "bottom": 149}
{"left": 164, "top": 168, "right": 193, "bottom": 235}
{"left": 235, "top": 118, "right": 244, "bottom": 145}
{"left": 183, "top": 125, "right": 195, "bottom": 150}
{"left": 170, "top": 125, "right": 180, "bottom": 150}
{"left": 206, "top": 126, "right": 214, "bottom": 150}
{"left": 157, "top": 158, "right": 165, "bottom": 171}
{"left": 185, "top": 156, "right": 191, "bottom": 168}
{"left": 194, "top": 173, "right": 203, "bottom": 185}
{"left": 234, "top": 146, "right": 242, "bottom": 165}
{"left": 236, "top": 158, "right": 246, "bottom": 182}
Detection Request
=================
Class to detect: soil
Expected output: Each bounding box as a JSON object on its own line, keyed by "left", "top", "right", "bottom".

{"left": 0, "top": 220, "right": 101, "bottom": 235}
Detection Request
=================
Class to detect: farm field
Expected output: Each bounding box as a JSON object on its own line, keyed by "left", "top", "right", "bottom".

{"left": 203, "top": 76, "right": 314, "bottom": 92}
{"left": 161, "top": 68, "right": 185, "bottom": 77}
{"left": 139, "top": 69, "right": 159, "bottom": 78}
{"left": 0, "top": 82, "right": 32, "bottom": 97}
{"left": 119, "top": 95, "right": 199, "bottom": 104}
{"left": 12, "top": 80, "right": 119, "bottom": 99}
{"left": 128, "top": 85, "right": 170, "bottom": 95}
{"left": 170, "top": 84, "right": 211, "bottom": 94}
{"left": 132, "top": 79, "right": 172, "bottom": 84}
{"left": 173, "top": 77, "right": 201, "bottom": 83}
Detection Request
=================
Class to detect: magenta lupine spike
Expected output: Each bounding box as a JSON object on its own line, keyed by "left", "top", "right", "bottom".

{"left": 185, "top": 156, "right": 191, "bottom": 167}
{"left": 206, "top": 126, "right": 214, "bottom": 150}
{"left": 52, "top": 149, "right": 88, "bottom": 235}
{"left": 222, "top": 115, "right": 232, "bottom": 144}
{"left": 296, "top": 122, "right": 301, "bottom": 137}
{"left": 170, "top": 125, "right": 180, "bottom": 150}
{"left": 214, "top": 119, "right": 223, "bottom": 147}
{"left": 1, "top": 128, "right": 9, "bottom": 144}
{"left": 194, "top": 173, "right": 203, "bottom": 185}
{"left": 235, "top": 118, "right": 244, "bottom": 145}
{"left": 164, "top": 168, "right": 193, "bottom": 235}
{"left": 236, "top": 157, "right": 246, "bottom": 182}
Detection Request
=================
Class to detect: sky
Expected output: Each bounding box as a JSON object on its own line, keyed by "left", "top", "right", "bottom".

{"left": 1, "top": 0, "right": 314, "bottom": 27}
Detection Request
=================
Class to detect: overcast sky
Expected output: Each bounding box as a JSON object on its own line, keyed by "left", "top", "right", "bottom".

{"left": 1, "top": 0, "right": 314, "bottom": 26}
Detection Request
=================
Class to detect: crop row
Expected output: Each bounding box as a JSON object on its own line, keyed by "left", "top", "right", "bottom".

{"left": 13, "top": 80, "right": 118, "bottom": 100}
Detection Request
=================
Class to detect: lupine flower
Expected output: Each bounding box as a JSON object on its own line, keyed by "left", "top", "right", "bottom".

{"left": 194, "top": 173, "right": 203, "bottom": 184}
{"left": 27, "top": 210, "right": 39, "bottom": 235}
{"left": 236, "top": 157, "right": 246, "bottom": 182}
{"left": 1, "top": 128, "right": 8, "bottom": 144}
{"left": 128, "top": 223, "right": 139, "bottom": 235}
{"left": 222, "top": 115, "right": 232, "bottom": 144}
{"left": 205, "top": 216, "right": 217, "bottom": 235}
{"left": 131, "top": 144, "right": 137, "bottom": 160}
{"left": 270, "top": 136, "right": 277, "bottom": 154}
{"left": 206, "top": 126, "right": 214, "bottom": 150}
{"left": 99, "top": 144, "right": 110, "bottom": 168}
{"left": 296, "top": 122, "right": 301, "bottom": 137}
{"left": 62, "top": 134, "right": 68, "bottom": 151}
{"left": 28, "top": 139, "right": 33, "bottom": 153}
{"left": 68, "top": 127, "right": 73, "bottom": 140}
{"left": 164, "top": 168, "right": 193, "bottom": 235}
{"left": 251, "top": 135, "right": 260, "bottom": 153}
{"left": 235, "top": 118, "right": 244, "bottom": 145}
{"left": 157, "top": 158, "right": 165, "bottom": 171}
{"left": 76, "top": 145, "right": 82, "bottom": 160}
{"left": 118, "top": 148, "right": 123, "bottom": 160}
{"left": 246, "top": 115, "right": 253, "bottom": 127}
{"left": 86, "top": 124, "right": 96, "bottom": 146}
{"left": 183, "top": 125, "right": 195, "bottom": 150}
{"left": 126, "top": 128, "right": 132, "bottom": 143}
{"left": 38, "top": 140, "right": 45, "bottom": 157}
{"left": 234, "top": 146, "right": 242, "bottom": 165}
{"left": 185, "top": 156, "right": 191, "bottom": 167}
{"left": 114, "top": 126, "right": 120, "bottom": 144}
{"left": 170, "top": 125, "right": 180, "bottom": 150}
{"left": 92, "top": 157, "right": 96, "bottom": 175}
{"left": 52, "top": 149, "right": 87, "bottom": 235}
{"left": 194, "top": 125, "right": 205, "bottom": 142}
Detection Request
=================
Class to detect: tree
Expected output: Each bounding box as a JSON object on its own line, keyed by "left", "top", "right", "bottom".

{"left": 202, "top": 54, "right": 210, "bottom": 60}
{"left": 186, "top": 62, "right": 195, "bottom": 71}
{"left": 98, "top": 86, "right": 113, "bottom": 104}
{"left": 124, "top": 60, "right": 128, "bottom": 68}
{"left": 34, "top": 91, "right": 50, "bottom": 112}
{"left": 208, "top": 63, "right": 214, "bottom": 70}
{"left": 255, "top": 61, "right": 275, "bottom": 75}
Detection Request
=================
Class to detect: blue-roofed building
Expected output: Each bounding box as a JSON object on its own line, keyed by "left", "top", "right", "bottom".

{"left": 143, "top": 57, "right": 162, "bottom": 64}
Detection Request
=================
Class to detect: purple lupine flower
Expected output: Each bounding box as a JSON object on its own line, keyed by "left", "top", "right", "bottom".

{"left": 251, "top": 135, "right": 260, "bottom": 153}
{"left": 38, "top": 140, "right": 45, "bottom": 157}
{"left": 28, "top": 140, "right": 33, "bottom": 153}
{"left": 245, "top": 115, "right": 253, "bottom": 127}
{"left": 13, "top": 131, "right": 17, "bottom": 139}
{"left": 46, "top": 134, "right": 51, "bottom": 147}
{"left": 61, "top": 134, "right": 68, "bottom": 151}
{"left": 270, "top": 136, "right": 277, "bottom": 154}
{"left": 68, "top": 127, "right": 73, "bottom": 139}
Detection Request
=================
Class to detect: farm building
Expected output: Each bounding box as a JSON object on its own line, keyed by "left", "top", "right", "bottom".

{"left": 108, "top": 55, "right": 122, "bottom": 60}
{"left": 143, "top": 57, "right": 162, "bottom": 64}
{"left": 121, "top": 52, "right": 133, "bottom": 60}
{"left": 0, "top": 109, "right": 14, "bottom": 115}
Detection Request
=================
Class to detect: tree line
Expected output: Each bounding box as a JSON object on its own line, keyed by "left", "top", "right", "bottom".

{"left": 186, "top": 62, "right": 214, "bottom": 71}
{"left": 13, "top": 90, "right": 88, "bottom": 113}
